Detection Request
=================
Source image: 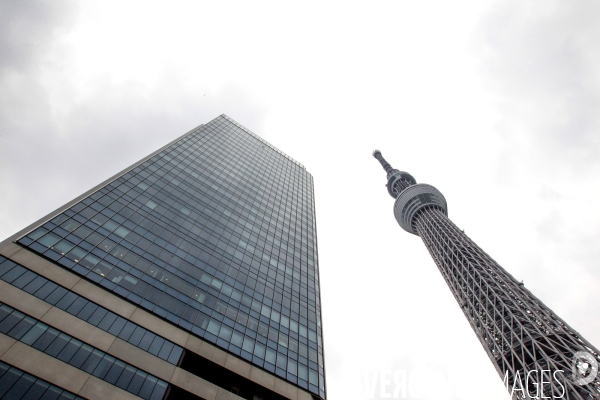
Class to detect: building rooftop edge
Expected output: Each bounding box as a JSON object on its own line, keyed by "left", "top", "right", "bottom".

{"left": 220, "top": 114, "right": 306, "bottom": 170}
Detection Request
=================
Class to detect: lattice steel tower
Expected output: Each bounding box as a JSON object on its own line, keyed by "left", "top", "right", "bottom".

{"left": 373, "top": 150, "right": 600, "bottom": 399}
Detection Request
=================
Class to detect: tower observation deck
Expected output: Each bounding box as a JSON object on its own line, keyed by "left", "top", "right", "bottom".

{"left": 373, "top": 150, "right": 600, "bottom": 399}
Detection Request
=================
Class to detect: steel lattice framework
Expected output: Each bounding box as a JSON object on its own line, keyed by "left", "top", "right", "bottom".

{"left": 373, "top": 150, "right": 600, "bottom": 400}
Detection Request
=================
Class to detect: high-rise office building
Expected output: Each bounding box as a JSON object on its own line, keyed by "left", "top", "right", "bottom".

{"left": 373, "top": 150, "right": 599, "bottom": 400}
{"left": 0, "top": 115, "right": 325, "bottom": 400}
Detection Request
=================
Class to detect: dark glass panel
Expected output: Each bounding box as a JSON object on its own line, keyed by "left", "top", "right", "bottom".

{"left": 107, "top": 316, "right": 127, "bottom": 336}
{"left": 57, "top": 338, "right": 82, "bottom": 363}
{"left": 45, "top": 287, "right": 69, "bottom": 306}
{"left": 115, "top": 365, "right": 136, "bottom": 390}
{"left": 81, "top": 349, "right": 104, "bottom": 374}
{"left": 70, "top": 344, "right": 94, "bottom": 368}
{"left": 12, "top": 270, "right": 38, "bottom": 288}
{"left": 104, "top": 359, "right": 126, "bottom": 384}
{"left": 55, "top": 292, "right": 78, "bottom": 311}
{"left": 0, "top": 310, "right": 24, "bottom": 334}
{"left": 22, "top": 276, "right": 47, "bottom": 294}
{"left": 149, "top": 379, "right": 168, "bottom": 400}
{"left": 45, "top": 333, "right": 71, "bottom": 357}
{"left": 92, "top": 354, "right": 115, "bottom": 379}
{"left": 4, "top": 372, "right": 35, "bottom": 400}
{"left": 34, "top": 280, "right": 59, "bottom": 300}
{"left": 0, "top": 265, "right": 26, "bottom": 283}
{"left": 33, "top": 327, "right": 60, "bottom": 352}
{"left": 23, "top": 379, "right": 51, "bottom": 399}
{"left": 40, "top": 385, "right": 62, "bottom": 400}
{"left": 137, "top": 375, "right": 157, "bottom": 399}
{"left": 126, "top": 370, "right": 147, "bottom": 395}
{"left": 21, "top": 322, "right": 48, "bottom": 345}
{"left": 0, "top": 367, "right": 22, "bottom": 397}
{"left": 87, "top": 308, "right": 108, "bottom": 326}
{"left": 76, "top": 302, "right": 98, "bottom": 321}
{"left": 97, "top": 312, "right": 118, "bottom": 331}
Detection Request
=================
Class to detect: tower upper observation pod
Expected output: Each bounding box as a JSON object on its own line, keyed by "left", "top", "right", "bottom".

{"left": 372, "top": 150, "right": 446, "bottom": 234}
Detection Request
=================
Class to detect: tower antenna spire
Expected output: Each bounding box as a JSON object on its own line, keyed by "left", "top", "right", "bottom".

{"left": 372, "top": 150, "right": 394, "bottom": 175}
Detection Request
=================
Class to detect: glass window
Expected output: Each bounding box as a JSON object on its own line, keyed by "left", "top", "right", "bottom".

{"left": 42, "top": 385, "right": 64, "bottom": 400}
{"left": 116, "top": 365, "right": 137, "bottom": 390}
{"left": 80, "top": 254, "right": 100, "bottom": 269}
{"left": 5, "top": 372, "right": 35, "bottom": 398}
{"left": 107, "top": 317, "right": 127, "bottom": 336}
{"left": 7, "top": 315, "right": 36, "bottom": 340}
{"left": 128, "top": 326, "right": 146, "bottom": 346}
{"left": 53, "top": 240, "right": 75, "bottom": 256}
{"left": 104, "top": 359, "right": 126, "bottom": 384}
{"left": 77, "top": 303, "right": 98, "bottom": 321}
{"left": 137, "top": 331, "right": 155, "bottom": 351}
{"left": 21, "top": 322, "right": 48, "bottom": 345}
{"left": 0, "top": 265, "right": 26, "bottom": 283}
{"left": 70, "top": 344, "right": 94, "bottom": 368}
{"left": 0, "top": 367, "right": 22, "bottom": 397}
{"left": 137, "top": 376, "right": 157, "bottom": 399}
{"left": 38, "top": 233, "right": 61, "bottom": 248}
{"left": 97, "top": 312, "right": 118, "bottom": 331}
{"left": 0, "top": 310, "right": 24, "bottom": 334}
{"left": 92, "top": 260, "right": 113, "bottom": 277}
{"left": 106, "top": 268, "right": 125, "bottom": 284}
{"left": 55, "top": 292, "right": 78, "bottom": 310}
{"left": 34, "top": 281, "right": 59, "bottom": 300}
{"left": 23, "top": 379, "right": 50, "bottom": 398}
{"left": 86, "top": 232, "right": 105, "bottom": 246}
{"left": 32, "top": 327, "right": 60, "bottom": 352}
{"left": 81, "top": 349, "right": 104, "bottom": 374}
{"left": 207, "top": 320, "right": 221, "bottom": 336}
{"left": 45, "top": 333, "right": 71, "bottom": 357}
{"left": 242, "top": 336, "right": 255, "bottom": 353}
{"left": 65, "top": 247, "right": 87, "bottom": 262}
{"left": 22, "top": 276, "right": 47, "bottom": 294}
{"left": 57, "top": 338, "right": 83, "bottom": 363}
{"left": 87, "top": 308, "right": 108, "bottom": 326}
{"left": 265, "top": 347, "right": 276, "bottom": 365}
{"left": 27, "top": 227, "right": 48, "bottom": 241}
{"left": 12, "top": 271, "right": 37, "bottom": 289}
{"left": 147, "top": 336, "right": 164, "bottom": 356}
{"left": 157, "top": 342, "right": 174, "bottom": 360}
{"left": 92, "top": 354, "right": 116, "bottom": 379}
{"left": 45, "top": 286, "right": 68, "bottom": 305}
{"left": 149, "top": 379, "right": 168, "bottom": 400}
{"left": 66, "top": 297, "right": 88, "bottom": 315}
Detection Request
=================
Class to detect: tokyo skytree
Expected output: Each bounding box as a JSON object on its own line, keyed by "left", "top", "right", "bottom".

{"left": 373, "top": 150, "right": 599, "bottom": 399}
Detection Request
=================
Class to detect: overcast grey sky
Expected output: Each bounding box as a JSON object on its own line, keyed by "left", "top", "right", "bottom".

{"left": 1, "top": 1, "right": 599, "bottom": 399}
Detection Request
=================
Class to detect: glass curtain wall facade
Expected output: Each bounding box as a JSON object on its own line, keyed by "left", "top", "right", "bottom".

{"left": 0, "top": 115, "right": 325, "bottom": 400}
